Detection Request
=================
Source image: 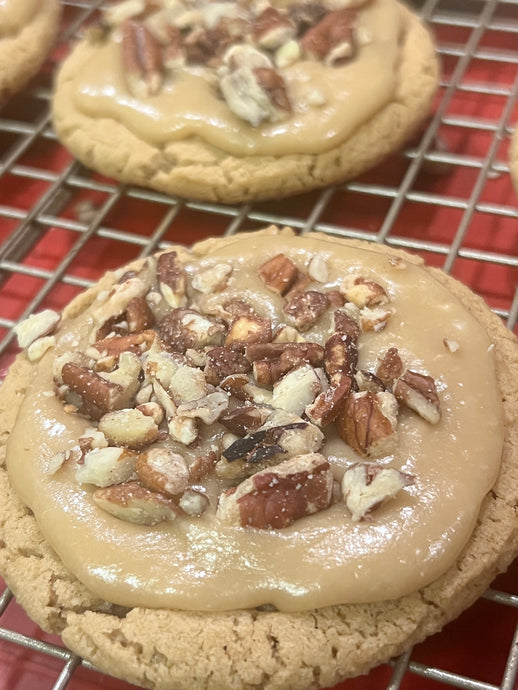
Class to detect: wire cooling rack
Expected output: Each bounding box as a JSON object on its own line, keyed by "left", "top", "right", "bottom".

{"left": 1, "top": 0, "right": 518, "bottom": 688}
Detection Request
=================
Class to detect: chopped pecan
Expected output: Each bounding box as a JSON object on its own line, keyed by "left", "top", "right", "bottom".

{"left": 176, "top": 390, "right": 229, "bottom": 424}
{"left": 376, "top": 347, "right": 404, "bottom": 387}
{"left": 98, "top": 408, "right": 159, "bottom": 450}
{"left": 103, "top": 0, "right": 146, "bottom": 27}
{"left": 157, "top": 251, "right": 187, "bottom": 308}
{"left": 253, "top": 67, "right": 292, "bottom": 114}
{"left": 225, "top": 314, "right": 272, "bottom": 347}
{"left": 169, "top": 365, "right": 207, "bottom": 404}
{"left": 259, "top": 254, "right": 304, "bottom": 296}
{"left": 158, "top": 308, "right": 225, "bottom": 354}
{"left": 184, "top": 25, "right": 232, "bottom": 65}
{"left": 289, "top": 3, "right": 327, "bottom": 36}
{"left": 126, "top": 296, "right": 155, "bottom": 332}
{"left": 333, "top": 305, "right": 361, "bottom": 340}
{"left": 122, "top": 19, "right": 163, "bottom": 98}
{"left": 189, "top": 449, "right": 219, "bottom": 481}
{"left": 307, "top": 253, "right": 329, "bottom": 283}
{"left": 249, "top": 342, "right": 325, "bottom": 386}
{"left": 219, "top": 405, "right": 270, "bottom": 436}
{"left": 220, "top": 64, "right": 290, "bottom": 126}
{"left": 252, "top": 6, "right": 295, "bottom": 50}
{"left": 93, "top": 275, "right": 150, "bottom": 334}
{"left": 355, "top": 370, "right": 385, "bottom": 393}
{"left": 168, "top": 415, "right": 198, "bottom": 445}
{"left": 443, "top": 338, "right": 460, "bottom": 353}
{"left": 336, "top": 390, "right": 398, "bottom": 458}
{"left": 136, "top": 447, "right": 190, "bottom": 497}
{"left": 394, "top": 370, "right": 441, "bottom": 424}
{"left": 324, "top": 333, "right": 358, "bottom": 381}
{"left": 191, "top": 263, "right": 232, "bottom": 293}
{"left": 300, "top": 8, "right": 356, "bottom": 63}
{"left": 61, "top": 363, "right": 127, "bottom": 419}
{"left": 93, "top": 482, "right": 178, "bottom": 525}
{"left": 305, "top": 375, "right": 352, "bottom": 427}
{"left": 179, "top": 488, "right": 210, "bottom": 516}
{"left": 75, "top": 446, "right": 137, "bottom": 487}
{"left": 27, "top": 336, "right": 56, "bottom": 362}
{"left": 14, "top": 309, "right": 61, "bottom": 350}
{"left": 283, "top": 290, "right": 329, "bottom": 331}
{"left": 204, "top": 347, "right": 252, "bottom": 385}
{"left": 342, "top": 463, "right": 414, "bottom": 521}
{"left": 217, "top": 453, "right": 333, "bottom": 529}
{"left": 341, "top": 274, "right": 389, "bottom": 308}
{"left": 93, "top": 329, "right": 155, "bottom": 356}
{"left": 360, "top": 305, "right": 392, "bottom": 332}
{"left": 271, "top": 364, "right": 325, "bottom": 415}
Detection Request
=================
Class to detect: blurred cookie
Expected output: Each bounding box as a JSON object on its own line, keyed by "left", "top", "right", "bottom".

{"left": 1, "top": 227, "right": 518, "bottom": 689}
{"left": 52, "top": 0, "right": 438, "bottom": 203}
{"left": 0, "top": 0, "right": 61, "bottom": 103}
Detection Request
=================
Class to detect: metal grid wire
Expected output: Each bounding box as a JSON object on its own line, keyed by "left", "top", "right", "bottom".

{"left": 1, "top": 0, "right": 518, "bottom": 688}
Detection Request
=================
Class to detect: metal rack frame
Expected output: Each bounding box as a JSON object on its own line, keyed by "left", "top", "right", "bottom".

{"left": 1, "top": 0, "right": 518, "bottom": 688}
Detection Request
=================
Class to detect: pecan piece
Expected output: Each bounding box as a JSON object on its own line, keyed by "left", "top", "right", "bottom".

{"left": 93, "top": 482, "right": 178, "bottom": 526}
{"left": 204, "top": 347, "right": 252, "bottom": 385}
{"left": 122, "top": 19, "right": 163, "bottom": 97}
{"left": 158, "top": 308, "right": 225, "bottom": 354}
{"left": 219, "top": 405, "right": 270, "bottom": 436}
{"left": 283, "top": 290, "right": 329, "bottom": 331}
{"left": 75, "top": 446, "right": 137, "bottom": 487}
{"left": 157, "top": 251, "right": 187, "bottom": 308}
{"left": 305, "top": 375, "right": 352, "bottom": 427}
{"left": 336, "top": 390, "right": 398, "bottom": 458}
{"left": 342, "top": 463, "right": 414, "bottom": 521}
{"left": 394, "top": 370, "right": 441, "bottom": 424}
{"left": 341, "top": 274, "right": 389, "bottom": 308}
{"left": 376, "top": 347, "right": 404, "bottom": 387}
{"left": 220, "top": 65, "right": 291, "bottom": 126}
{"left": 324, "top": 333, "right": 358, "bottom": 381}
{"left": 271, "top": 364, "right": 325, "bottom": 415}
{"left": 333, "top": 305, "right": 361, "bottom": 340}
{"left": 252, "top": 6, "right": 295, "bottom": 50}
{"left": 98, "top": 408, "right": 159, "bottom": 450}
{"left": 61, "top": 363, "right": 126, "bottom": 419}
{"left": 176, "top": 390, "right": 229, "bottom": 425}
{"left": 14, "top": 309, "right": 60, "bottom": 349}
{"left": 217, "top": 453, "right": 333, "bottom": 529}
{"left": 136, "top": 447, "right": 190, "bottom": 497}
{"left": 259, "top": 253, "right": 304, "bottom": 296}
{"left": 93, "top": 329, "right": 155, "bottom": 357}
{"left": 126, "top": 296, "right": 155, "bottom": 332}
{"left": 191, "top": 263, "right": 232, "bottom": 293}
{"left": 301, "top": 8, "right": 356, "bottom": 64}
{"left": 225, "top": 314, "right": 272, "bottom": 347}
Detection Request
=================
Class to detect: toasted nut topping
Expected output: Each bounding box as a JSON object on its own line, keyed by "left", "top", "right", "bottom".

{"left": 93, "top": 275, "right": 150, "bottom": 333}
{"left": 283, "top": 290, "right": 329, "bottom": 330}
{"left": 158, "top": 308, "right": 225, "bottom": 353}
{"left": 126, "top": 296, "right": 155, "bottom": 332}
{"left": 168, "top": 415, "right": 198, "bottom": 445}
{"left": 14, "top": 309, "right": 61, "bottom": 349}
{"left": 376, "top": 347, "right": 403, "bottom": 386}
{"left": 394, "top": 370, "right": 441, "bottom": 424}
{"left": 341, "top": 274, "right": 389, "bottom": 308}
{"left": 98, "top": 408, "right": 159, "bottom": 449}
{"left": 217, "top": 453, "right": 333, "bottom": 529}
{"left": 324, "top": 333, "right": 358, "bottom": 380}
{"left": 301, "top": 8, "right": 356, "bottom": 62}
{"left": 342, "top": 463, "right": 414, "bottom": 521}
{"left": 355, "top": 370, "right": 385, "bottom": 394}
{"left": 61, "top": 363, "right": 125, "bottom": 419}
{"left": 93, "top": 482, "right": 178, "bottom": 525}
{"left": 136, "top": 447, "right": 189, "bottom": 496}
{"left": 137, "top": 401, "right": 165, "bottom": 425}
{"left": 76, "top": 446, "right": 137, "bottom": 487}
{"left": 360, "top": 305, "right": 392, "bottom": 332}
{"left": 259, "top": 253, "right": 302, "bottom": 296}
{"left": 176, "top": 390, "right": 229, "bottom": 424}
{"left": 191, "top": 263, "right": 232, "bottom": 293}
{"left": 307, "top": 253, "right": 329, "bottom": 283}
{"left": 333, "top": 305, "right": 361, "bottom": 340}
{"left": 271, "top": 363, "right": 324, "bottom": 415}
{"left": 157, "top": 251, "right": 187, "bottom": 308}
{"left": 305, "top": 375, "right": 352, "bottom": 427}
{"left": 220, "top": 64, "right": 290, "bottom": 126}
{"left": 179, "top": 488, "right": 210, "bottom": 516}
{"left": 27, "top": 335, "right": 56, "bottom": 362}
{"left": 103, "top": 0, "right": 146, "bottom": 27}
{"left": 93, "top": 330, "right": 155, "bottom": 356}
{"left": 122, "top": 19, "right": 163, "bottom": 98}
{"left": 225, "top": 314, "right": 272, "bottom": 346}
{"left": 443, "top": 338, "right": 460, "bottom": 353}
{"left": 204, "top": 347, "right": 252, "bottom": 385}
{"left": 336, "top": 390, "right": 398, "bottom": 458}
{"left": 219, "top": 405, "right": 270, "bottom": 436}
{"left": 252, "top": 6, "right": 295, "bottom": 49}
{"left": 169, "top": 365, "right": 207, "bottom": 404}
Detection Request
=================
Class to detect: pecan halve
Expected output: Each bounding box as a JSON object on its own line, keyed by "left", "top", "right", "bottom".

{"left": 93, "top": 482, "right": 178, "bottom": 526}
{"left": 217, "top": 453, "right": 333, "bottom": 529}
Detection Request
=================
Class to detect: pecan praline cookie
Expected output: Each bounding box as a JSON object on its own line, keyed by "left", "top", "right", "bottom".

{"left": 52, "top": 0, "right": 439, "bottom": 204}
{"left": 1, "top": 227, "right": 518, "bottom": 690}
{"left": 0, "top": 0, "right": 61, "bottom": 103}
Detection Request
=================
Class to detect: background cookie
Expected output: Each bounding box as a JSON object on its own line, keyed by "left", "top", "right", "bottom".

{"left": 0, "top": 0, "right": 62, "bottom": 103}
{"left": 52, "top": 0, "right": 438, "bottom": 204}
{"left": 1, "top": 230, "right": 517, "bottom": 690}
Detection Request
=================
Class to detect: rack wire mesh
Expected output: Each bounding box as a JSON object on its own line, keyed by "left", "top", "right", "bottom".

{"left": 1, "top": 0, "right": 518, "bottom": 688}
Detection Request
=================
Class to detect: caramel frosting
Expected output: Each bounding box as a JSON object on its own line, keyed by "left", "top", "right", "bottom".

{"left": 72, "top": 0, "right": 403, "bottom": 157}
{"left": 7, "top": 231, "right": 503, "bottom": 612}
{"left": 0, "top": 0, "right": 38, "bottom": 36}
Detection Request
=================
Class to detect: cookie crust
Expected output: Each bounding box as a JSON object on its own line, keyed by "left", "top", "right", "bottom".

{"left": 1, "top": 229, "right": 518, "bottom": 690}
{"left": 0, "top": 0, "right": 61, "bottom": 104}
{"left": 52, "top": 2, "right": 438, "bottom": 204}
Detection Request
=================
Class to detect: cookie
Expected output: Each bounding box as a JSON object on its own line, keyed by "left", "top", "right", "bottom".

{"left": 0, "top": 0, "right": 61, "bottom": 103}
{"left": 1, "top": 227, "right": 518, "bottom": 690}
{"left": 51, "top": 0, "right": 438, "bottom": 204}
